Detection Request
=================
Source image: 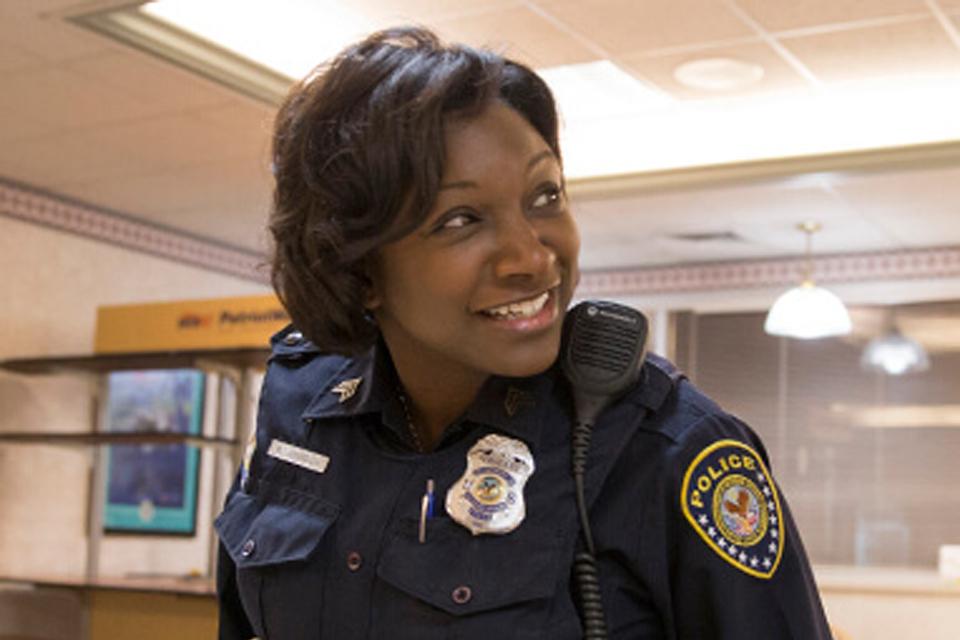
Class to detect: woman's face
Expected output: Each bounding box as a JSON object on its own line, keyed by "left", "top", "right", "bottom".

{"left": 367, "top": 102, "right": 580, "bottom": 386}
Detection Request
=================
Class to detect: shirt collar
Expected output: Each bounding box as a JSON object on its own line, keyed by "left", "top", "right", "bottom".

{"left": 300, "top": 340, "right": 555, "bottom": 451}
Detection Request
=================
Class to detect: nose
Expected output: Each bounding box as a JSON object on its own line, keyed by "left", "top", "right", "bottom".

{"left": 492, "top": 215, "right": 556, "bottom": 283}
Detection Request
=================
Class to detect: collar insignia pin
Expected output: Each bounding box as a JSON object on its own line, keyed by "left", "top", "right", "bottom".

{"left": 504, "top": 387, "right": 535, "bottom": 417}
{"left": 446, "top": 434, "right": 535, "bottom": 535}
{"left": 331, "top": 377, "right": 363, "bottom": 403}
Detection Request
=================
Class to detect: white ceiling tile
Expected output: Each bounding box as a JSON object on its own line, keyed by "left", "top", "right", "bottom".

{"left": 621, "top": 40, "right": 812, "bottom": 99}
{"left": 56, "top": 159, "right": 274, "bottom": 250}
{"left": 431, "top": 5, "right": 598, "bottom": 67}
{"left": 931, "top": 0, "right": 960, "bottom": 12}
{"left": 0, "top": 41, "right": 45, "bottom": 73}
{"left": 538, "top": 0, "right": 755, "bottom": 56}
{"left": 80, "top": 114, "right": 272, "bottom": 173}
{"left": 779, "top": 17, "right": 960, "bottom": 83}
{"left": 0, "top": 9, "right": 117, "bottom": 62}
{"left": 731, "top": 0, "right": 929, "bottom": 32}
{"left": 191, "top": 102, "right": 278, "bottom": 137}
{"left": 0, "top": 106, "right": 58, "bottom": 142}
{"left": 0, "top": 67, "right": 168, "bottom": 130}
{"left": 64, "top": 51, "right": 240, "bottom": 113}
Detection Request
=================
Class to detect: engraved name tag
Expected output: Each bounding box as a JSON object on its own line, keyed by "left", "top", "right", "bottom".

{"left": 267, "top": 439, "right": 330, "bottom": 474}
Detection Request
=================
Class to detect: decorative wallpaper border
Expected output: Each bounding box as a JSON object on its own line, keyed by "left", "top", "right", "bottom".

{"left": 579, "top": 246, "right": 960, "bottom": 296}
{"left": 0, "top": 178, "right": 268, "bottom": 284}
{"left": 4, "top": 177, "right": 959, "bottom": 296}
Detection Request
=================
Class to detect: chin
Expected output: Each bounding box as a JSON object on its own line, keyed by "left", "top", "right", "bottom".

{"left": 491, "top": 333, "right": 562, "bottom": 378}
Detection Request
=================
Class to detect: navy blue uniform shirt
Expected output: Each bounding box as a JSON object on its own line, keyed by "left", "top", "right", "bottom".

{"left": 215, "top": 327, "right": 831, "bottom": 639}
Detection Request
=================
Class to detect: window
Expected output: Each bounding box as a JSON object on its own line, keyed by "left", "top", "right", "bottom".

{"left": 673, "top": 302, "right": 960, "bottom": 568}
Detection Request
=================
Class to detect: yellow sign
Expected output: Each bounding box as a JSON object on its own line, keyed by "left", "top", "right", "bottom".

{"left": 95, "top": 295, "right": 290, "bottom": 353}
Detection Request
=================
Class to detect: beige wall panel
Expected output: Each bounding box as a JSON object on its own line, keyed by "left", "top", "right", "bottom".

{"left": 0, "top": 214, "right": 268, "bottom": 579}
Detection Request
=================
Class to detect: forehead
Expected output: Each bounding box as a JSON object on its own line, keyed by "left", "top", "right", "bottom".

{"left": 441, "top": 103, "right": 554, "bottom": 179}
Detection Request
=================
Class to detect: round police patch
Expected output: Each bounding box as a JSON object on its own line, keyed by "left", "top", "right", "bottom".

{"left": 680, "top": 439, "right": 784, "bottom": 579}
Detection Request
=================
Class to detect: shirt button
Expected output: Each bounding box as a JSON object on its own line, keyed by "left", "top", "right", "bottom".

{"left": 241, "top": 539, "right": 256, "bottom": 557}
{"left": 283, "top": 331, "right": 303, "bottom": 345}
{"left": 451, "top": 585, "right": 472, "bottom": 605}
{"left": 346, "top": 551, "right": 363, "bottom": 572}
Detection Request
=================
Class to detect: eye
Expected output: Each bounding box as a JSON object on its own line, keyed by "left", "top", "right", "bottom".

{"left": 432, "top": 209, "right": 480, "bottom": 233}
{"left": 530, "top": 184, "right": 564, "bottom": 210}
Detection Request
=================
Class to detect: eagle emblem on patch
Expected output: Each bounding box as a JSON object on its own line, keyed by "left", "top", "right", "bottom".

{"left": 680, "top": 439, "right": 784, "bottom": 579}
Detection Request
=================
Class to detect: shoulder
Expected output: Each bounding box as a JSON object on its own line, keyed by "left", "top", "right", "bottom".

{"left": 261, "top": 325, "right": 353, "bottom": 408}
{"left": 634, "top": 354, "right": 765, "bottom": 455}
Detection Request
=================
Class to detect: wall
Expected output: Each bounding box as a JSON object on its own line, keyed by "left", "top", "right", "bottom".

{"left": 0, "top": 213, "right": 269, "bottom": 580}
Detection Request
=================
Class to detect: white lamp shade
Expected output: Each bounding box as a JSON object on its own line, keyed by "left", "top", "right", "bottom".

{"left": 861, "top": 331, "right": 930, "bottom": 375}
{"left": 764, "top": 282, "right": 852, "bottom": 339}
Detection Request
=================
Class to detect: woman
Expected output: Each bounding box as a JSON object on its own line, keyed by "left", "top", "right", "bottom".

{"left": 216, "top": 27, "right": 832, "bottom": 639}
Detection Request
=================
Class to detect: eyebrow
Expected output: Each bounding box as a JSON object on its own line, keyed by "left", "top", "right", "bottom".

{"left": 438, "top": 148, "right": 557, "bottom": 192}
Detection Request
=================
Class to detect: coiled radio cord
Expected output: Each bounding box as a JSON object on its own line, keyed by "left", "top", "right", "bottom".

{"left": 571, "top": 420, "right": 608, "bottom": 640}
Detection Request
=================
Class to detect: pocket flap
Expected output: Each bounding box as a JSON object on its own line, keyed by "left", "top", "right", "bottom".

{"left": 377, "top": 517, "right": 566, "bottom": 616}
{"left": 215, "top": 489, "right": 339, "bottom": 569}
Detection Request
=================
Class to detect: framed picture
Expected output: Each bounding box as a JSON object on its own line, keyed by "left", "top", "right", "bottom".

{"left": 103, "top": 369, "right": 205, "bottom": 535}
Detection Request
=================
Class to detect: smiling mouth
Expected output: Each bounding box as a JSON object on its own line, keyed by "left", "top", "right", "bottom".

{"left": 479, "top": 290, "right": 552, "bottom": 320}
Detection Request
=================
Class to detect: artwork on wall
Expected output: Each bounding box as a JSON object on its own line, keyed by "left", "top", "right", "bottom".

{"left": 103, "top": 369, "right": 205, "bottom": 535}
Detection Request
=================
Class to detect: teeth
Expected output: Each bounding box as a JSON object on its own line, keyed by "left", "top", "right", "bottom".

{"left": 484, "top": 292, "right": 549, "bottom": 319}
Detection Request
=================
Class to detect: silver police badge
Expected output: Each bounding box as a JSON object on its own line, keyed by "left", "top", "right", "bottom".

{"left": 446, "top": 434, "right": 535, "bottom": 535}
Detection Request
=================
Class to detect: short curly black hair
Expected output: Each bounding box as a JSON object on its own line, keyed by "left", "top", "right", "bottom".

{"left": 269, "top": 26, "right": 561, "bottom": 354}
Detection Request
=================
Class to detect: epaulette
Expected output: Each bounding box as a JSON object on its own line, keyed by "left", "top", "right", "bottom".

{"left": 269, "top": 324, "right": 322, "bottom": 362}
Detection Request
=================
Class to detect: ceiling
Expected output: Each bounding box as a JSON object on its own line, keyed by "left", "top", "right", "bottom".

{"left": 2, "top": 0, "right": 960, "bottom": 272}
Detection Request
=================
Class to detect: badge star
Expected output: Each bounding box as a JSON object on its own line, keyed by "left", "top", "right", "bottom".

{"left": 763, "top": 486, "right": 771, "bottom": 496}
{"left": 770, "top": 515, "right": 778, "bottom": 525}
{"left": 331, "top": 377, "right": 362, "bottom": 403}
{"left": 698, "top": 514, "right": 709, "bottom": 526}
{"left": 771, "top": 530, "right": 778, "bottom": 539}
{"left": 728, "top": 545, "right": 738, "bottom": 557}
{"left": 757, "top": 472, "right": 766, "bottom": 483}
{"left": 750, "top": 557, "right": 759, "bottom": 568}
{"left": 708, "top": 527, "right": 717, "bottom": 538}
{"left": 767, "top": 501, "right": 775, "bottom": 511}
{"left": 719, "top": 539, "right": 727, "bottom": 549}
{"left": 768, "top": 542, "right": 777, "bottom": 553}
{"left": 739, "top": 552, "right": 748, "bottom": 563}
{"left": 763, "top": 557, "right": 772, "bottom": 569}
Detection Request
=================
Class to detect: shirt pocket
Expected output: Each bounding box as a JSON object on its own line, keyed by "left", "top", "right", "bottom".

{"left": 373, "top": 515, "right": 568, "bottom": 640}
{"left": 215, "top": 486, "right": 340, "bottom": 640}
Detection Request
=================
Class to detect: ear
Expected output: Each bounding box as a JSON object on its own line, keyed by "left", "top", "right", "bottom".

{"left": 360, "top": 259, "right": 382, "bottom": 311}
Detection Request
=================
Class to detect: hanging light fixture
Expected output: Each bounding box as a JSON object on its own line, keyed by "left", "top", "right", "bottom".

{"left": 764, "top": 222, "right": 852, "bottom": 339}
{"left": 861, "top": 311, "right": 930, "bottom": 375}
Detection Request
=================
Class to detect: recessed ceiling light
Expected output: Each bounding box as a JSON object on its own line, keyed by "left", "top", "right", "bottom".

{"left": 673, "top": 57, "right": 765, "bottom": 92}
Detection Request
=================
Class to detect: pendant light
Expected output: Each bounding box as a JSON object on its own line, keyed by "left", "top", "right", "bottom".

{"left": 764, "top": 222, "right": 852, "bottom": 339}
{"left": 861, "top": 311, "right": 930, "bottom": 375}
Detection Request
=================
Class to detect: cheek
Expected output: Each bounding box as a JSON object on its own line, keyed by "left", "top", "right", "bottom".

{"left": 378, "top": 248, "right": 477, "bottom": 309}
{"left": 548, "top": 214, "right": 581, "bottom": 262}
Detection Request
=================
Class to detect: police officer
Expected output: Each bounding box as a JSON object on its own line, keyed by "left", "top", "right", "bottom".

{"left": 215, "top": 27, "right": 832, "bottom": 639}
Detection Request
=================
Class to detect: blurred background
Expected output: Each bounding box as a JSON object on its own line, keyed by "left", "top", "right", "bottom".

{"left": 1, "top": 1, "right": 960, "bottom": 638}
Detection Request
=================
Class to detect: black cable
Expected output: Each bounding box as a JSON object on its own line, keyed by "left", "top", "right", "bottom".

{"left": 572, "top": 419, "right": 608, "bottom": 640}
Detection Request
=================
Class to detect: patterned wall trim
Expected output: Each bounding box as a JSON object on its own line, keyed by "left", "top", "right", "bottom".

{"left": 4, "top": 178, "right": 959, "bottom": 295}
{"left": 580, "top": 246, "right": 960, "bottom": 297}
{"left": 0, "top": 178, "right": 268, "bottom": 284}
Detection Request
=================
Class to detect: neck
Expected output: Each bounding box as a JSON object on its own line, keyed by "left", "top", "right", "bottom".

{"left": 392, "top": 358, "right": 487, "bottom": 451}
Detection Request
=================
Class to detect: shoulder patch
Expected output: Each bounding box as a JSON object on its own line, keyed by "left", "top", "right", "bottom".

{"left": 680, "top": 439, "right": 784, "bottom": 579}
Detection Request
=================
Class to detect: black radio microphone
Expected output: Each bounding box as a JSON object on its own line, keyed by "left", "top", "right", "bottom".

{"left": 560, "top": 300, "right": 649, "bottom": 640}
